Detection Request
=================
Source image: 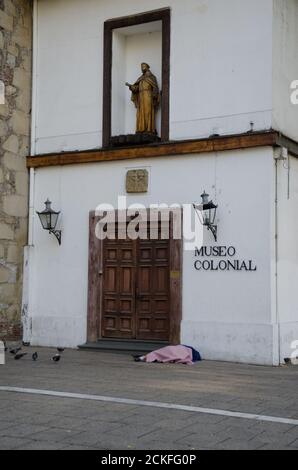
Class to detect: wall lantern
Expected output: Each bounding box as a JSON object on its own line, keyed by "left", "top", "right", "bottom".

{"left": 36, "top": 199, "right": 62, "bottom": 245}
{"left": 193, "top": 191, "right": 218, "bottom": 242}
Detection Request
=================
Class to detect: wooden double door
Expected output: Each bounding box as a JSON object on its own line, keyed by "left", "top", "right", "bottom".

{"left": 102, "top": 235, "right": 170, "bottom": 341}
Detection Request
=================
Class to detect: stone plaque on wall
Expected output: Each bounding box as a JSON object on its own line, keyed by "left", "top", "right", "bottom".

{"left": 126, "top": 169, "right": 148, "bottom": 193}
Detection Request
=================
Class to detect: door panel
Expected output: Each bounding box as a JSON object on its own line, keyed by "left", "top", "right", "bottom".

{"left": 102, "top": 240, "right": 136, "bottom": 339}
{"left": 136, "top": 239, "right": 170, "bottom": 340}
{"left": 102, "top": 229, "right": 170, "bottom": 341}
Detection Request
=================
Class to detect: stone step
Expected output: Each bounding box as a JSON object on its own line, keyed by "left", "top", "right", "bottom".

{"left": 78, "top": 339, "right": 169, "bottom": 355}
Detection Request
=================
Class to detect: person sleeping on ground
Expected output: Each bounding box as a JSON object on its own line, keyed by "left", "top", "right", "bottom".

{"left": 132, "top": 344, "right": 201, "bottom": 365}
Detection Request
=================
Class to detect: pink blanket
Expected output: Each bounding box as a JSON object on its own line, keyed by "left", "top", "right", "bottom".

{"left": 145, "top": 345, "right": 193, "bottom": 365}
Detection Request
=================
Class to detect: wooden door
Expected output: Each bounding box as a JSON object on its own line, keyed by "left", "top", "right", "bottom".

{"left": 102, "top": 238, "right": 136, "bottom": 339}
{"left": 101, "top": 229, "right": 170, "bottom": 341}
{"left": 136, "top": 238, "right": 170, "bottom": 340}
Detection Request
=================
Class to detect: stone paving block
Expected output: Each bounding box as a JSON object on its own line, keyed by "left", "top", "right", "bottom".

{"left": 284, "top": 426, "right": 298, "bottom": 440}
{"left": 62, "top": 444, "right": 98, "bottom": 450}
{"left": 219, "top": 416, "right": 265, "bottom": 430}
{"left": 179, "top": 413, "right": 228, "bottom": 426}
{"left": 104, "top": 424, "right": 161, "bottom": 441}
{"left": 260, "top": 443, "right": 296, "bottom": 450}
{"left": 118, "top": 412, "right": 167, "bottom": 428}
{"left": 284, "top": 411, "right": 298, "bottom": 419}
{"left": 16, "top": 414, "right": 58, "bottom": 427}
{"left": 176, "top": 420, "right": 228, "bottom": 436}
{"left": 51, "top": 416, "right": 90, "bottom": 430}
{"left": 226, "top": 401, "right": 274, "bottom": 414}
{"left": 0, "top": 398, "right": 15, "bottom": 409}
{"left": 62, "top": 429, "right": 115, "bottom": 447}
{"left": 134, "top": 440, "right": 191, "bottom": 451}
{"left": 10, "top": 402, "right": 47, "bottom": 414}
{"left": 4, "top": 423, "right": 49, "bottom": 438}
{"left": 28, "top": 427, "right": 83, "bottom": 444}
{"left": 61, "top": 406, "right": 114, "bottom": 420}
{"left": 249, "top": 421, "right": 296, "bottom": 434}
{"left": 264, "top": 409, "right": 298, "bottom": 419}
{"left": 287, "top": 438, "right": 298, "bottom": 449}
{"left": 174, "top": 433, "right": 227, "bottom": 450}
{"left": 102, "top": 411, "right": 142, "bottom": 426}
{"left": 75, "top": 419, "right": 125, "bottom": 434}
{"left": 85, "top": 405, "right": 139, "bottom": 421}
{"left": 28, "top": 403, "right": 78, "bottom": 417}
{"left": 0, "top": 408, "right": 32, "bottom": 421}
{"left": 14, "top": 440, "right": 66, "bottom": 450}
{"left": 215, "top": 425, "right": 264, "bottom": 442}
{"left": 0, "top": 436, "right": 33, "bottom": 450}
{"left": 139, "top": 428, "right": 196, "bottom": 444}
{"left": 249, "top": 430, "right": 298, "bottom": 447}
{"left": 0, "top": 420, "right": 17, "bottom": 433}
{"left": 217, "top": 438, "right": 266, "bottom": 450}
{"left": 88, "top": 436, "right": 138, "bottom": 451}
{"left": 158, "top": 411, "right": 199, "bottom": 424}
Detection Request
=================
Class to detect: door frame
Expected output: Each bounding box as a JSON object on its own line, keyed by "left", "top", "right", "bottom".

{"left": 87, "top": 209, "right": 182, "bottom": 344}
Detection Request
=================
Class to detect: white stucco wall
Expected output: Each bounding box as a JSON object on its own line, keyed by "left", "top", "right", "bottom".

{"left": 111, "top": 31, "right": 126, "bottom": 137}
{"left": 273, "top": 0, "right": 298, "bottom": 142}
{"left": 33, "top": 0, "right": 273, "bottom": 154}
{"left": 27, "top": 147, "right": 278, "bottom": 364}
{"left": 276, "top": 154, "right": 298, "bottom": 362}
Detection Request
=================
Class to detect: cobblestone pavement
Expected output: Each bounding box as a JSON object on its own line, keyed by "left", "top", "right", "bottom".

{"left": 0, "top": 347, "right": 298, "bottom": 450}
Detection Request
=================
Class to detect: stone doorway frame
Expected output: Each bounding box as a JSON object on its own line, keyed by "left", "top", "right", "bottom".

{"left": 87, "top": 209, "right": 182, "bottom": 344}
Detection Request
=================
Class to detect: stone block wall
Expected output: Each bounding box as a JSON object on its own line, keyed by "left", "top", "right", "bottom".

{"left": 0, "top": 0, "right": 32, "bottom": 341}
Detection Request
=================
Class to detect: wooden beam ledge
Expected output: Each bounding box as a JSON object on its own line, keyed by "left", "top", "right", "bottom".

{"left": 27, "top": 131, "right": 278, "bottom": 168}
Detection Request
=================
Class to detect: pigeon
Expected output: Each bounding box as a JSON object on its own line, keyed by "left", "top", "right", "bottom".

{"left": 32, "top": 352, "right": 38, "bottom": 361}
{"left": 52, "top": 354, "right": 61, "bottom": 362}
{"left": 22, "top": 341, "right": 30, "bottom": 347}
{"left": 57, "top": 347, "right": 65, "bottom": 353}
{"left": 14, "top": 352, "right": 27, "bottom": 360}
{"left": 10, "top": 346, "right": 22, "bottom": 355}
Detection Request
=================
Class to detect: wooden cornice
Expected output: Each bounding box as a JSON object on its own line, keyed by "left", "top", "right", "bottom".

{"left": 27, "top": 131, "right": 279, "bottom": 168}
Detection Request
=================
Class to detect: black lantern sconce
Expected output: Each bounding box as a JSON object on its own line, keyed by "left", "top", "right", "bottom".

{"left": 193, "top": 191, "right": 218, "bottom": 242}
{"left": 36, "top": 199, "right": 62, "bottom": 245}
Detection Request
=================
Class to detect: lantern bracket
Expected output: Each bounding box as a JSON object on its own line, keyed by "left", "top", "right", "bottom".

{"left": 49, "top": 229, "right": 62, "bottom": 245}
{"left": 206, "top": 223, "right": 217, "bottom": 242}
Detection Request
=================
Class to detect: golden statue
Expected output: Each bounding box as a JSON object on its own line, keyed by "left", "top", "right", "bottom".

{"left": 126, "top": 63, "right": 160, "bottom": 134}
